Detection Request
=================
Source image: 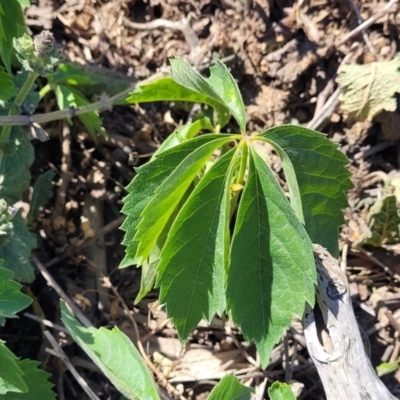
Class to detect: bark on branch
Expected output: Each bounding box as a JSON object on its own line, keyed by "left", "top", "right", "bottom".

{"left": 304, "top": 244, "right": 397, "bottom": 400}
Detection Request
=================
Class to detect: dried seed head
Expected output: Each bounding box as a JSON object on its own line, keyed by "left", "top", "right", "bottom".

{"left": 34, "top": 30, "right": 54, "bottom": 56}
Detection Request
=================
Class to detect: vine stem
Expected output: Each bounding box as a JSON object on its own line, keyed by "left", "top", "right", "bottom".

{"left": 0, "top": 71, "right": 39, "bottom": 146}
{"left": 236, "top": 140, "right": 248, "bottom": 186}
{"left": 0, "top": 72, "right": 165, "bottom": 128}
{"left": 229, "top": 140, "right": 249, "bottom": 219}
{"left": 0, "top": 84, "right": 135, "bottom": 127}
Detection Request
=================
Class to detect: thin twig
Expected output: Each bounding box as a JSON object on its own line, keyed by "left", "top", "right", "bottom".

{"left": 338, "top": 0, "right": 398, "bottom": 47}
{"left": 348, "top": 0, "right": 375, "bottom": 53}
{"left": 44, "top": 330, "right": 101, "bottom": 400}
{"left": 100, "top": 273, "right": 182, "bottom": 400}
{"left": 314, "top": 78, "right": 335, "bottom": 117}
{"left": 24, "top": 312, "right": 69, "bottom": 333}
{"left": 307, "top": 43, "right": 362, "bottom": 130}
{"left": 385, "top": 310, "right": 400, "bottom": 335}
{"left": 44, "top": 215, "right": 125, "bottom": 268}
{"left": 31, "top": 254, "right": 93, "bottom": 328}
{"left": 123, "top": 17, "right": 199, "bottom": 51}
{"left": 306, "top": 88, "right": 340, "bottom": 131}
{"left": 53, "top": 121, "right": 72, "bottom": 220}
{"left": 358, "top": 247, "right": 395, "bottom": 278}
{"left": 0, "top": 72, "right": 165, "bottom": 127}
{"left": 0, "top": 84, "right": 135, "bottom": 126}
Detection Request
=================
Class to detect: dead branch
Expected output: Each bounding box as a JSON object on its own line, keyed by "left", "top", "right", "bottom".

{"left": 338, "top": 0, "right": 398, "bottom": 47}
{"left": 304, "top": 245, "right": 397, "bottom": 400}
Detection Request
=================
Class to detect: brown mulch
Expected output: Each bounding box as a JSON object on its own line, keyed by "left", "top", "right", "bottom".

{"left": 3, "top": 0, "right": 400, "bottom": 399}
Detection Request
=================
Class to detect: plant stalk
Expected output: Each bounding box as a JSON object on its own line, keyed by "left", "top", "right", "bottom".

{"left": 0, "top": 71, "right": 39, "bottom": 147}
{"left": 230, "top": 141, "right": 248, "bottom": 219}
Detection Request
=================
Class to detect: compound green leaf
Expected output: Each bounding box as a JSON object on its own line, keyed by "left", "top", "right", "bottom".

{"left": 2, "top": 359, "right": 55, "bottom": 400}
{"left": 123, "top": 76, "right": 230, "bottom": 127}
{"left": 268, "top": 382, "right": 296, "bottom": 400}
{"left": 154, "top": 117, "right": 214, "bottom": 156}
{"left": 0, "top": 67, "right": 16, "bottom": 103}
{"left": 54, "top": 84, "right": 106, "bottom": 138}
{"left": 258, "top": 125, "right": 352, "bottom": 257}
{"left": 226, "top": 146, "right": 315, "bottom": 367}
{"left": 0, "top": 213, "right": 36, "bottom": 283}
{"left": 134, "top": 209, "right": 179, "bottom": 303}
{"left": 0, "top": 341, "right": 27, "bottom": 395}
{"left": 27, "top": 169, "right": 55, "bottom": 225}
{"left": 60, "top": 301, "right": 159, "bottom": 400}
{"left": 207, "top": 59, "right": 246, "bottom": 133}
{"left": 157, "top": 147, "right": 238, "bottom": 339}
{"left": 0, "top": 261, "right": 32, "bottom": 319}
{"left": 0, "top": 0, "right": 25, "bottom": 73}
{"left": 207, "top": 375, "right": 253, "bottom": 400}
{"left": 134, "top": 135, "right": 235, "bottom": 264}
{"left": 120, "top": 134, "right": 231, "bottom": 268}
{"left": 170, "top": 58, "right": 245, "bottom": 132}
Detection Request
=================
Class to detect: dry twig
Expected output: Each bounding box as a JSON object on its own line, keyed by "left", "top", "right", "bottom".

{"left": 338, "top": 0, "right": 398, "bottom": 47}
{"left": 31, "top": 254, "right": 93, "bottom": 328}
{"left": 44, "top": 330, "right": 100, "bottom": 400}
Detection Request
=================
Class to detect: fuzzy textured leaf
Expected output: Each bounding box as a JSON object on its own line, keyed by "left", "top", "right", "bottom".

{"left": 120, "top": 134, "right": 232, "bottom": 267}
{"left": 0, "top": 130, "right": 34, "bottom": 204}
{"left": 2, "top": 359, "right": 55, "bottom": 400}
{"left": 0, "top": 0, "right": 25, "bottom": 72}
{"left": 207, "top": 375, "right": 253, "bottom": 400}
{"left": 54, "top": 84, "right": 106, "bottom": 138}
{"left": 27, "top": 169, "right": 55, "bottom": 224}
{"left": 362, "top": 178, "right": 400, "bottom": 247}
{"left": 337, "top": 54, "right": 400, "bottom": 121}
{"left": 259, "top": 125, "right": 352, "bottom": 257}
{"left": 157, "top": 148, "right": 237, "bottom": 339}
{"left": 0, "top": 213, "right": 36, "bottom": 283}
{"left": 268, "top": 382, "right": 296, "bottom": 400}
{"left": 0, "top": 261, "right": 32, "bottom": 319}
{"left": 0, "top": 67, "right": 16, "bottom": 102}
{"left": 133, "top": 135, "right": 235, "bottom": 264}
{"left": 226, "top": 146, "right": 315, "bottom": 367}
{"left": 60, "top": 301, "right": 159, "bottom": 400}
{"left": 123, "top": 76, "right": 230, "bottom": 127}
{"left": 0, "top": 341, "right": 27, "bottom": 395}
{"left": 170, "top": 58, "right": 245, "bottom": 132}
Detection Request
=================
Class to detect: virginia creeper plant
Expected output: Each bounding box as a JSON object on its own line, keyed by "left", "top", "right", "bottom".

{"left": 0, "top": 1, "right": 351, "bottom": 399}
{"left": 120, "top": 57, "right": 352, "bottom": 367}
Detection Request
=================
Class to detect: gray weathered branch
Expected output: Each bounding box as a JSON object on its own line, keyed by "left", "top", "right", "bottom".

{"left": 304, "top": 244, "right": 397, "bottom": 400}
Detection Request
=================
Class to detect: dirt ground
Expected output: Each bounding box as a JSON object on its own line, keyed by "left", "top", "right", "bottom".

{"left": 3, "top": 0, "right": 400, "bottom": 399}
